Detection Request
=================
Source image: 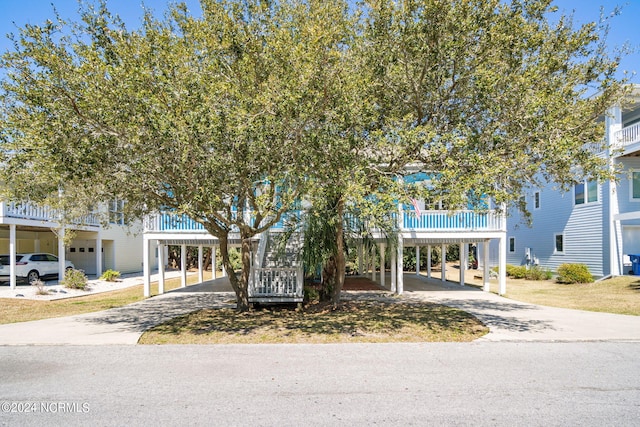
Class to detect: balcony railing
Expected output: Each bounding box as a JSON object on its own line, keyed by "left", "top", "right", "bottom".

{"left": 1, "top": 201, "right": 100, "bottom": 227}
{"left": 614, "top": 122, "right": 640, "bottom": 150}
{"left": 402, "top": 210, "right": 505, "bottom": 232}
{"left": 145, "top": 210, "right": 303, "bottom": 233}
{"left": 148, "top": 209, "right": 505, "bottom": 234}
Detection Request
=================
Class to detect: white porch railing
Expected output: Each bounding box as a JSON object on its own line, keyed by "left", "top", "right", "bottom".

{"left": 148, "top": 210, "right": 505, "bottom": 234}
{"left": 249, "top": 267, "right": 304, "bottom": 302}
{"left": 402, "top": 210, "right": 505, "bottom": 232}
{"left": 1, "top": 201, "right": 100, "bottom": 227}
{"left": 614, "top": 122, "right": 640, "bottom": 149}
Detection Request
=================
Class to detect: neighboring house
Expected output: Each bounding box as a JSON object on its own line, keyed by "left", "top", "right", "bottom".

{"left": 142, "top": 172, "right": 509, "bottom": 300}
{"left": 506, "top": 84, "right": 640, "bottom": 278}
{"left": 0, "top": 199, "right": 148, "bottom": 289}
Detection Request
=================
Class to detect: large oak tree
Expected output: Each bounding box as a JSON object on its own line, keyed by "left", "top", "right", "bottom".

{"left": 0, "top": 0, "right": 628, "bottom": 309}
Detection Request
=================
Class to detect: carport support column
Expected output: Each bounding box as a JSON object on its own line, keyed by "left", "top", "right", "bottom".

{"left": 390, "top": 244, "right": 397, "bottom": 293}
{"left": 158, "top": 243, "right": 165, "bottom": 295}
{"left": 416, "top": 246, "right": 420, "bottom": 276}
{"left": 197, "top": 245, "right": 204, "bottom": 283}
{"left": 58, "top": 227, "right": 66, "bottom": 283}
{"left": 143, "top": 237, "right": 151, "bottom": 297}
{"left": 396, "top": 235, "right": 404, "bottom": 294}
{"left": 9, "top": 224, "right": 16, "bottom": 290}
{"left": 499, "top": 236, "right": 507, "bottom": 295}
{"left": 371, "top": 246, "right": 376, "bottom": 282}
{"left": 427, "top": 245, "right": 432, "bottom": 279}
{"left": 95, "top": 231, "right": 102, "bottom": 278}
{"left": 483, "top": 240, "right": 490, "bottom": 292}
{"left": 181, "top": 244, "right": 187, "bottom": 288}
{"left": 460, "top": 243, "right": 466, "bottom": 286}
{"left": 441, "top": 244, "right": 446, "bottom": 282}
{"left": 379, "top": 243, "right": 386, "bottom": 288}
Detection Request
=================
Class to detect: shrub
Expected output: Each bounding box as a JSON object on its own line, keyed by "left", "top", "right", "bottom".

{"left": 62, "top": 268, "right": 90, "bottom": 290}
{"left": 505, "top": 264, "right": 527, "bottom": 279}
{"left": 526, "top": 266, "right": 554, "bottom": 281}
{"left": 100, "top": 269, "right": 121, "bottom": 282}
{"left": 504, "top": 264, "right": 553, "bottom": 281}
{"left": 31, "top": 279, "right": 49, "bottom": 295}
{"left": 556, "top": 263, "right": 593, "bottom": 284}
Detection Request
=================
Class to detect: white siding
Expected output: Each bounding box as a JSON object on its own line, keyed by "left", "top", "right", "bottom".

{"left": 101, "top": 225, "right": 147, "bottom": 274}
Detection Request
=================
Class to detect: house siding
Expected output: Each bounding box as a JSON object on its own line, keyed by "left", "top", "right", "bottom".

{"left": 101, "top": 225, "right": 148, "bottom": 274}
{"left": 507, "top": 184, "right": 605, "bottom": 277}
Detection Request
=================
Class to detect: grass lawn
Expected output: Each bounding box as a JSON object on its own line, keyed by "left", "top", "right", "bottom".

{"left": 0, "top": 276, "right": 194, "bottom": 324}
{"left": 139, "top": 299, "right": 489, "bottom": 344}
{"left": 480, "top": 275, "right": 640, "bottom": 316}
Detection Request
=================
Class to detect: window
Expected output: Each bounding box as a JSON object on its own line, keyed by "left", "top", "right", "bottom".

{"left": 109, "top": 199, "right": 126, "bottom": 225}
{"left": 508, "top": 237, "right": 515, "bottom": 253}
{"left": 534, "top": 191, "right": 540, "bottom": 210}
{"left": 574, "top": 180, "right": 598, "bottom": 205}
{"left": 554, "top": 234, "right": 564, "bottom": 254}
{"left": 632, "top": 171, "right": 640, "bottom": 200}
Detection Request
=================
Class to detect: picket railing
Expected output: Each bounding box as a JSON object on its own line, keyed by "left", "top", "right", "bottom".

{"left": 249, "top": 267, "right": 304, "bottom": 302}
{"left": 1, "top": 201, "right": 100, "bottom": 226}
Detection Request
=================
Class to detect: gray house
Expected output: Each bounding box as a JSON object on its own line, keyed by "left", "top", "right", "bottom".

{"left": 506, "top": 85, "right": 640, "bottom": 277}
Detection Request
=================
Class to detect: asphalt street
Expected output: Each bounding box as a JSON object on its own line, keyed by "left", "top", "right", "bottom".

{"left": 1, "top": 342, "right": 639, "bottom": 426}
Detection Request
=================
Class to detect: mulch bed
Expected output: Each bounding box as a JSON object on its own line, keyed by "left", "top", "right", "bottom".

{"left": 342, "top": 276, "right": 386, "bottom": 291}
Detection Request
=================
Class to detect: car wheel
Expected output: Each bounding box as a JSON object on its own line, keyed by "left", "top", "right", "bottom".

{"left": 27, "top": 270, "right": 40, "bottom": 284}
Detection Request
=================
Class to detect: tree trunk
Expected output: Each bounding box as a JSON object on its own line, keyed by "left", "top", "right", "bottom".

{"left": 203, "top": 249, "right": 212, "bottom": 271}
{"left": 330, "top": 198, "right": 346, "bottom": 306}
{"left": 219, "top": 235, "right": 250, "bottom": 311}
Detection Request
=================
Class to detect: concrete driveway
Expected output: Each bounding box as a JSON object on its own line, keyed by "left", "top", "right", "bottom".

{"left": 0, "top": 274, "right": 639, "bottom": 345}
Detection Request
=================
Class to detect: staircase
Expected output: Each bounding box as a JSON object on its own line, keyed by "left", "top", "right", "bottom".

{"left": 248, "top": 231, "right": 304, "bottom": 303}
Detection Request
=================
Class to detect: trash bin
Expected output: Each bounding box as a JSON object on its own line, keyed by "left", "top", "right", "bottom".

{"left": 629, "top": 255, "right": 640, "bottom": 275}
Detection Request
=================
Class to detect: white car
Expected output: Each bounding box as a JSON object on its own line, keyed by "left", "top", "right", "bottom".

{"left": 0, "top": 253, "right": 74, "bottom": 284}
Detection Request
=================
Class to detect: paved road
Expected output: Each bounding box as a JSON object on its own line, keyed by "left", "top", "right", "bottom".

{"left": 0, "top": 342, "right": 639, "bottom": 426}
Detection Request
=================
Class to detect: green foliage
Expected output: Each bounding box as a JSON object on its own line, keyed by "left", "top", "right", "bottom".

{"left": 0, "top": 0, "right": 627, "bottom": 308}
{"left": 61, "top": 269, "right": 89, "bottom": 290}
{"left": 99, "top": 269, "right": 121, "bottom": 282}
{"left": 504, "top": 264, "right": 553, "bottom": 281}
{"left": 556, "top": 264, "right": 594, "bottom": 284}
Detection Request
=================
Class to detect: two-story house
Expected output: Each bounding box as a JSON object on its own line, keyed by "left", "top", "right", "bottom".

{"left": 141, "top": 175, "right": 509, "bottom": 300}
{"left": 1, "top": 199, "right": 148, "bottom": 289}
{"left": 506, "top": 84, "right": 640, "bottom": 278}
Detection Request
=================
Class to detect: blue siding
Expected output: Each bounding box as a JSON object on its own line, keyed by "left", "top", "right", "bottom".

{"left": 507, "top": 183, "right": 605, "bottom": 276}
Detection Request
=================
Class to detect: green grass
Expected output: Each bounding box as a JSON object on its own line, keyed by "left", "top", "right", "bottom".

{"left": 139, "top": 299, "right": 489, "bottom": 344}
{"left": 0, "top": 276, "right": 198, "bottom": 324}
{"left": 480, "top": 275, "right": 640, "bottom": 316}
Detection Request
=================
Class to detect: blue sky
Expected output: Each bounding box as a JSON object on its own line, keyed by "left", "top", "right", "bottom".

{"left": 0, "top": 0, "right": 638, "bottom": 81}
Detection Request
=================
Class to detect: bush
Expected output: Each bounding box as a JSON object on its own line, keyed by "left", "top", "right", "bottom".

{"left": 31, "top": 279, "right": 49, "bottom": 295}
{"left": 100, "top": 269, "right": 121, "bottom": 282}
{"left": 504, "top": 264, "right": 553, "bottom": 281}
{"left": 505, "top": 264, "right": 527, "bottom": 278}
{"left": 527, "top": 266, "right": 553, "bottom": 281}
{"left": 556, "top": 263, "right": 593, "bottom": 284}
{"left": 62, "top": 268, "right": 90, "bottom": 290}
